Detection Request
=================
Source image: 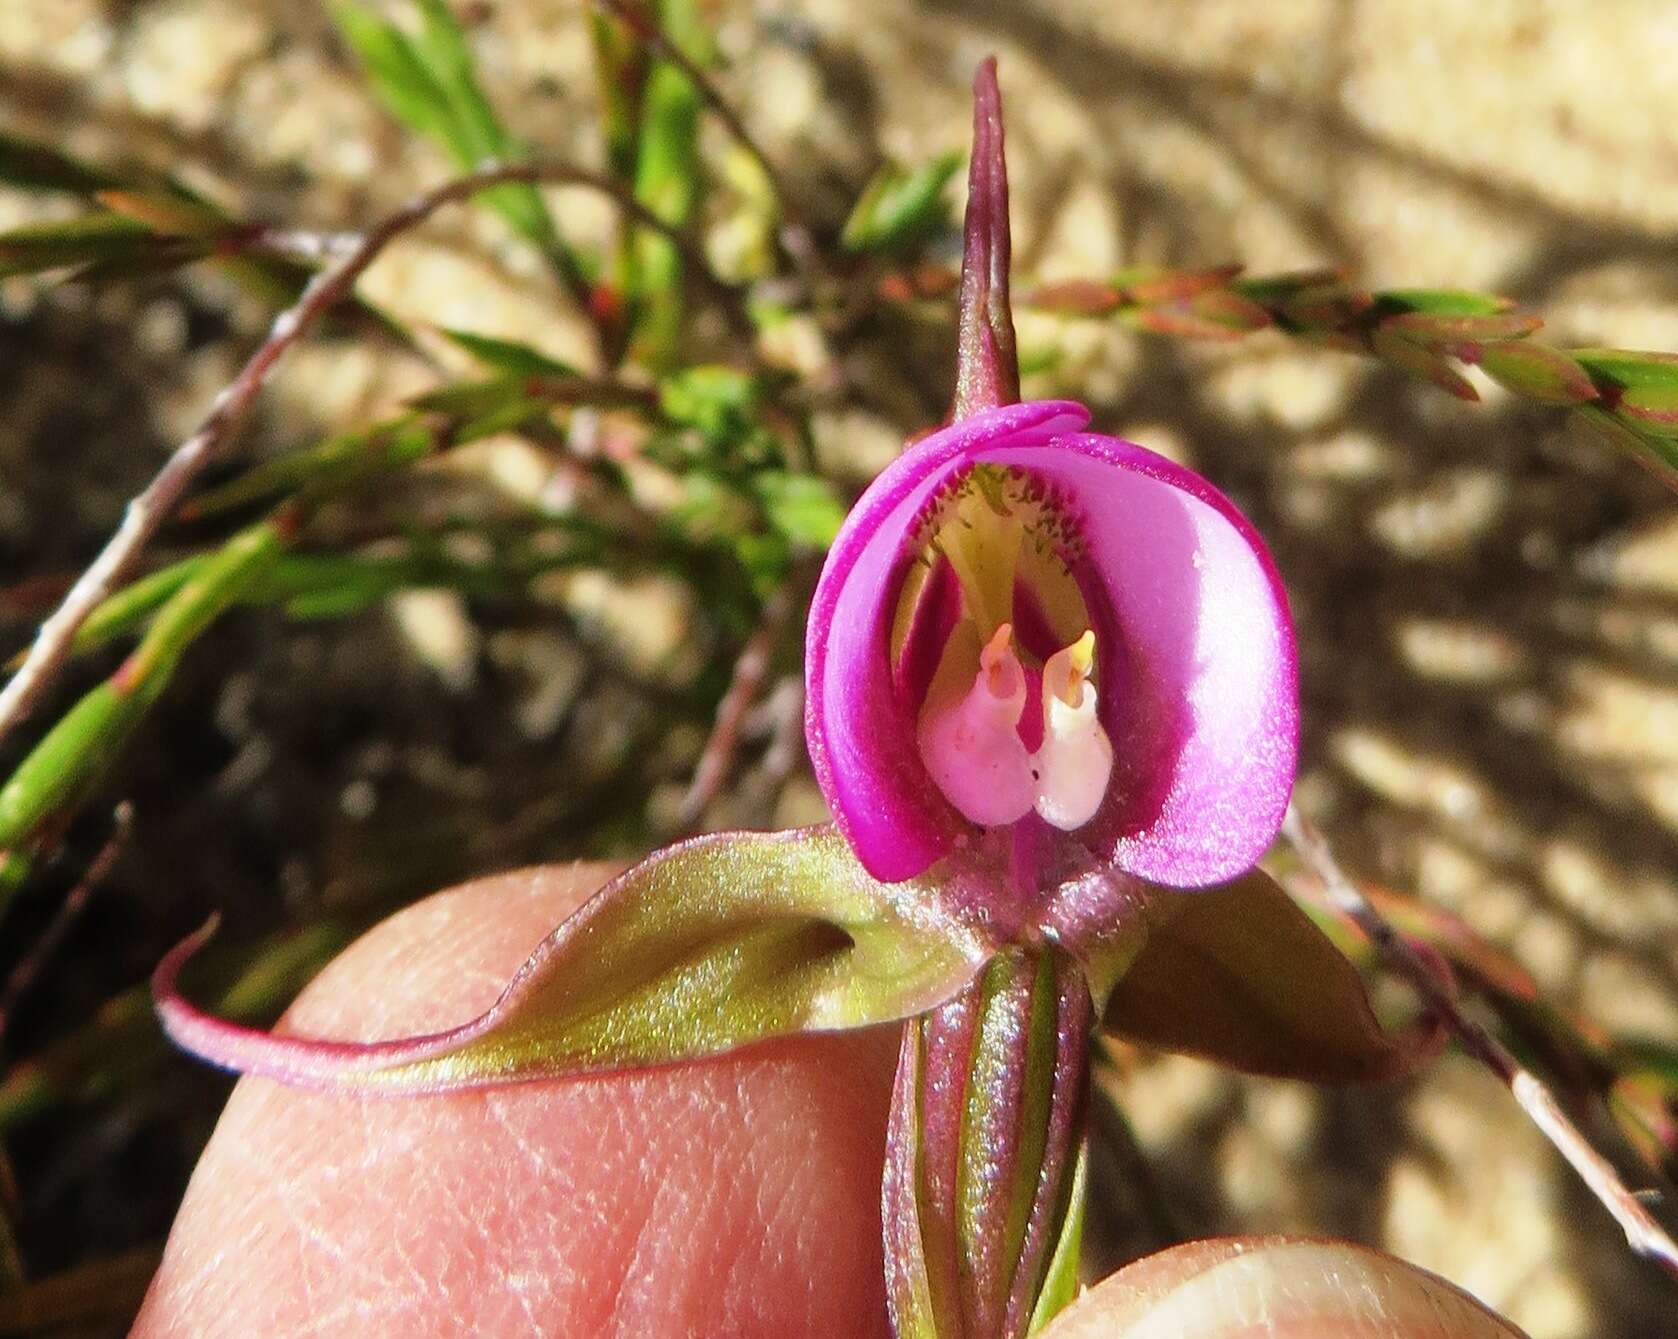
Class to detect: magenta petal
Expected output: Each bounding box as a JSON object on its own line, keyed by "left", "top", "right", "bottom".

{"left": 806, "top": 401, "right": 1090, "bottom": 882}
{"left": 979, "top": 433, "right": 1298, "bottom": 885}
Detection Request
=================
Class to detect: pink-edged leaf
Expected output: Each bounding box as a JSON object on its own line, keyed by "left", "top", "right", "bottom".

{"left": 1611, "top": 1067, "right": 1678, "bottom": 1184}
{"left": 156, "top": 826, "right": 991, "bottom": 1094}
{"left": 1368, "top": 328, "right": 1480, "bottom": 401}
{"left": 1276, "top": 284, "right": 1374, "bottom": 333}
{"left": 1043, "top": 1237, "right": 1528, "bottom": 1338}
{"left": 1474, "top": 341, "right": 1600, "bottom": 404}
{"left": 1182, "top": 286, "right": 1272, "bottom": 334}
{"left": 1023, "top": 279, "right": 1124, "bottom": 317}
{"left": 1380, "top": 310, "right": 1542, "bottom": 344}
{"left": 1102, "top": 868, "right": 1444, "bottom": 1084}
{"left": 95, "top": 189, "right": 230, "bottom": 237}
{"left": 1121, "top": 303, "right": 1249, "bottom": 342}
{"left": 1116, "top": 264, "right": 1244, "bottom": 305}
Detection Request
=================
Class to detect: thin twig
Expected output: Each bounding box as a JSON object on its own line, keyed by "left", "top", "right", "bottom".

{"left": 729, "top": 675, "right": 806, "bottom": 824}
{"left": 243, "top": 227, "right": 363, "bottom": 263}
{"left": 1282, "top": 803, "right": 1678, "bottom": 1281}
{"left": 0, "top": 802, "right": 131, "bottom": 1047}
{"left": 671, "top": 577, "right": 804, "bottom": 836}
{"left": 0, "top": 159, "right": 749, "bottom": 749}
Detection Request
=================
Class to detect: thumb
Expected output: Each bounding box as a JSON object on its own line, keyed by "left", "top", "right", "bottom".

{"left": 133, "top": 862, "right": 899, "bottom": 1338}
{"left": 1039, "top": 1237, "right": 1526, "bottom": 1338}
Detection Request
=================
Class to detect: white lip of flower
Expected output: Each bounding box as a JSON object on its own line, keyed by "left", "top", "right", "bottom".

{"left": 1032, "top": 630, "right": 1114, "bottom": 831}
{"left": 918, "top": 624, "right": 1114, "bottom": 832}
{"left": 917, "top": 623, "right": 1037, "bottom": 827}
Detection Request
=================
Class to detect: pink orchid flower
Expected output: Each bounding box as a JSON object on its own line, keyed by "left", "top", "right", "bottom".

{"left": 805, "top": 63, "right": 1295, "bottom": 952}
{"left": 806, "top": 400, "right": 1298, "bottom": 902}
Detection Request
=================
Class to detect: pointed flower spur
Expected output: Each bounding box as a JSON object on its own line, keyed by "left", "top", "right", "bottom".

{"left": 149, "top": 58, "right": 1444, "bottom": 1339}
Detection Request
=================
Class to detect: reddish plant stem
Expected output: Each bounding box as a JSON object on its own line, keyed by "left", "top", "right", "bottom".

{"left": 0, "top": 159, "right": 746, "bottom": 749}
{"left": 671, "top": 574, "right": 804, "bottom": 835}
{"left": 0, "top": 802, "right": 131, "bottom": 1046}
{"left": 1282, "top": 803, "right": 1678, "bottom": 1281}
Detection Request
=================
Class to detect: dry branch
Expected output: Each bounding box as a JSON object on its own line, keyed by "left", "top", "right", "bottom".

{"left": 0, "top": 159, "right": 747, "bottom": 750}
{"left": 1282, "top": 804, "right": 1678, "bottom": 1282}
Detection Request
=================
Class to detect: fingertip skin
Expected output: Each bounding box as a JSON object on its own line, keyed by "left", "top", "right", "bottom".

{"left": 135, "top": 864, "right": 899, "bottom": 1338}
{"left": 1038, "top": 1236, "right": 1526, "bottom": 1339}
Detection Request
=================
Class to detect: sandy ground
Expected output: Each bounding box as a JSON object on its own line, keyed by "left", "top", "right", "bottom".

{"left": 4, "top": 1, "right": 1678, "bottom": 1334}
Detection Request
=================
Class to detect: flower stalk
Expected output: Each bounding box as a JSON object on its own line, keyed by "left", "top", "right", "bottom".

{"left": 884, "top": 946, "right": 1091, "bottom": 1339}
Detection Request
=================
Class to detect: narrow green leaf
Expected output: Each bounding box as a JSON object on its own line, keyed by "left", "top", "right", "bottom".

{"left": 410, "top": 375, "right": 650, "bottom": 440}
{"left": 1023, "top": 280, "right": 1123, "bottom": 317}
{"left": 333, "top": 1, "right": 562, "bottom": 258}
{"left": 629, "top": 55, "right": 703, "bottom": 365}
{"left": 440, "top": 327, "right": 578, "bottom": 376}
{"left": 409, "top": 0, "right": 559, "bottom": 250}
{"left": 1112, "top": 264, "right": 1245, "bottom": 304}
{"left": 156, "top": 827, "right": 992, "bottom": 1091}
{"left": 115, "top": 526, "right": 283, "bottom": 689}
{"left": 408, "top": 375, "right": 549, "bottom": 423}
{"left": 0, "top": 131, "right": 122, "bottom": 195}
{"left": 1182, "top": 286, "right": 1272, "bottom": 334}
{"left": 62, "top": 557, "right": 207, "bottom": 658}
{"left": 331, "top": 3, "right": 456, "bottom": 143}
{"left": 590, "top": 5, "right": 652, "bottom": 182}
{"left": 62, "top": 243, "right": 218, "bottom": 288}
{"left": 0, "top": 683, "right": 147, "bottom": 851}
{"left": 0, "top": 525, "right": 281, "bottom": 850}
{"left": 841, "top": 151, "right": 964, "bottom": 255}
{"left": 1103, "top": 868, "right": 1444, "bottom": 1084}
{"left": 184, "top": 418, "right": 433, "bottom": 519}
{"left": 0, "top": 213, "right": 152, "bottom": 278}
{"left": 411, "top": 0, "right": 512, "bottom": 157}
{"left": 1572, "top": 347, "right": 1678, "bottom": 392}
{"left": 1024, "top": 1143, "right": 1086, "bottom": 1337}
{"left": 1374, "top": 287, "right": 1513, "bottom": 317}
{"left": 1477, "top": 342, "right": 1599, "bottom": 404}
{"left": 1122, "top": 303, "right": 1249, "bottom": 342}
